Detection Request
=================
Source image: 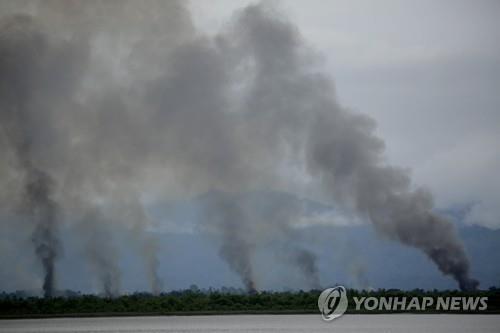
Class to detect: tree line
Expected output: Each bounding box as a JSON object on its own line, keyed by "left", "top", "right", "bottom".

{"left": 1, "top": 287, "right": 499, "bottom": 317}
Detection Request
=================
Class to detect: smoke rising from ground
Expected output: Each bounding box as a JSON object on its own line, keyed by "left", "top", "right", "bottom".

{"left": 24, "top": 166, "right": 60, "bottom": 298}
{"left": 199, "top": 191, "right": 321, "bottom": 291}
{"left": 0, "top": 15, "right": 64, "bottom": 297}
{"left": 0, "top": 1, "right": 477, "bottom": 293}
{"left": 78, "top": 209, "right": 121, "bottom": 297}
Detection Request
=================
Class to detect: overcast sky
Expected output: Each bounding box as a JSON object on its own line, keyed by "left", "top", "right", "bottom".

{"left": 189, "top": 0, "right": 500, "bottom": 228}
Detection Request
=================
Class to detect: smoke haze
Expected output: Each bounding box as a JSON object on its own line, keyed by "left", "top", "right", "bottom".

{"left": 0, "top": 1, "right": 478, "bottom": 294}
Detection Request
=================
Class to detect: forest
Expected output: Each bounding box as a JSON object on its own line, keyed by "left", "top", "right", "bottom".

{"left": 1, "top": 287, "right": 499, "bottom": 318}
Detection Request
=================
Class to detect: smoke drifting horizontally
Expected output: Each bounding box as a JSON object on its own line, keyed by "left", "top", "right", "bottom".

{"left": 0, "top": 1, "right": 477, "bottom": 294}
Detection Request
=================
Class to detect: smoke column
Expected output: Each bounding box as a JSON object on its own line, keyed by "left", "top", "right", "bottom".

{"left": 306, "top": 101, "right": 479, "bottom": 290}
{"left": 0, "top": 1, "right": 189, "bottom": 296}
{"left": 79, "top": 209, "right": 121, "bottom": 297}
{"left": 200, "top": 192, "right": 257, "bottom": 292}
{"left": 123, "top": 198, "right": 165, "bottom": 295}
{"left": 0, "top": 15, "right": 63, "bottom": 297}
{"left": 291, "top": 248, "right": 321, "bottom": 290}
{"left": 0, "top": 1, "right": 478, "bottom": 292}
{"left": 24, "top": 166, "right": 60, "bottom": 298}
{"left": 199, "top": 190, "right": 321, "bottom": 292}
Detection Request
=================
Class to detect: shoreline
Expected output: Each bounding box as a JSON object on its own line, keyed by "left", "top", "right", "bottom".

{"left": 2, "top": 310, "right": 500, "bottom": 320}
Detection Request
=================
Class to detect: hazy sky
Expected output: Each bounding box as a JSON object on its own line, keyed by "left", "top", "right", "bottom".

{"left": 190, "top": 0, "right": 500, "bottom": 228}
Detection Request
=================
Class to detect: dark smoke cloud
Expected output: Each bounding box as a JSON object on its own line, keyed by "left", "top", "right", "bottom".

{"left": 0, "top": 15, "right": 69, "bottom": 297}
{"left": 24, "top": 166, "right": 60, "bottom": 298}
{"left": 0, "top": 0, "right": 190, "bottom": 296}
{"left": 0, "top": 1, "right": 478, "bottom": 293}
{"left": 307, "top": 112, "right": 479, "bottom": 290}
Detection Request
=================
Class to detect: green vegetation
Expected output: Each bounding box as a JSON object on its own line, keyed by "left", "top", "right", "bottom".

{"left": 1, "top": 287, "right": 499, "bottom": 318}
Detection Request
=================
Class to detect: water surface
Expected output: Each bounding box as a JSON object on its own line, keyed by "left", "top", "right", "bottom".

{"left": 0, "top": 314, "right": 499, "bottom": 332}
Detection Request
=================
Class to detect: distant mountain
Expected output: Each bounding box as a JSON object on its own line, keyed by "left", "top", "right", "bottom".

{"left": 131, "top": 223, "right": 500, "bottom": 292}
{"left": 3, "top": 191, "right": 497, "bottom": 294}
{"left": 145, "top": 190, "right": 499, "bottom": 291}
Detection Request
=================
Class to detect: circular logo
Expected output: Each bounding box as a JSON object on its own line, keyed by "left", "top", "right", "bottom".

{"left": 318, "top": 286, "right": 348, "bottom": 321}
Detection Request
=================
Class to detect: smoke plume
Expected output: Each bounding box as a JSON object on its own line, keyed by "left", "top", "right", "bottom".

{"left": 200, "top": 192, "right": 258, "bottom": 292}
{"left": 289, "top": 247, "right": 321, "bottom": 290}
{"left": 0, "top": 1, "right": 478, "bottom": 293}
{"left": 78, "top": 209, "right": 121, "bottom": 297}
{"left": 0, "top": 15, "right": 64, "bottom": 297}
{"left": 24, "top": 166, "right": 60, "bottom": 298}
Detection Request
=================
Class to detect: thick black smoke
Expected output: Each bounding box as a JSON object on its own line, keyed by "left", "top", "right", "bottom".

{"left": 0, "top": 15, "right": 64, "bottom": 297}
{"left": 0, "top": 1, "right": 478, "bottom": 293}
{"left": 24, "top": 166, "right": 60, "bottom": 298}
